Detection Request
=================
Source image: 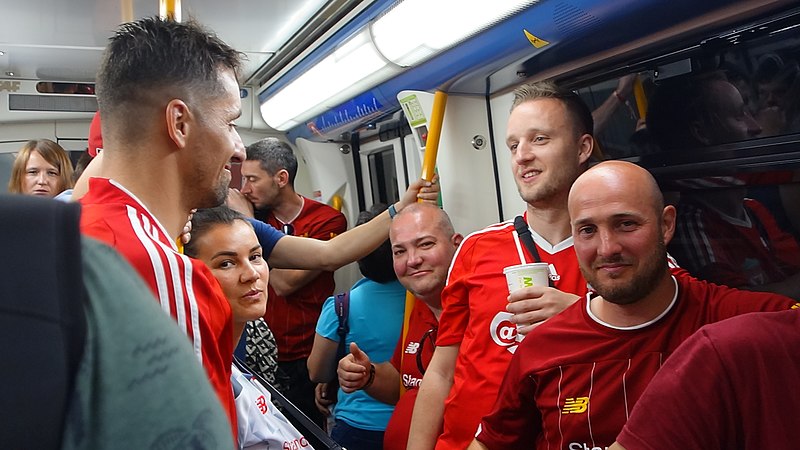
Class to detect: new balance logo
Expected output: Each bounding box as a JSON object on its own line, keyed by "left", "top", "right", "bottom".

{"left": 562, "top": 397, "right": 589, "bottom": 414}
{"left": 405, "top": 342, "right": 420, "bottom": 354}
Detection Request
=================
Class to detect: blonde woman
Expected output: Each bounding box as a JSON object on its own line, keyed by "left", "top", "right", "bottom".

{"left": 8, "top": 139, "right": 74, "bottom": 197}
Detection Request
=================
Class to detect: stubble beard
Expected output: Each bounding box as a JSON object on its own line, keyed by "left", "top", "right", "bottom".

{"left": 583, "top": 242, "right": 669, "bottom": 306}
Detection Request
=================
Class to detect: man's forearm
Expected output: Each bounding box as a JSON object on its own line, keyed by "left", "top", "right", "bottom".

{"left": 365, "top": 362, "right": 401, "bottom": 405}
{"left": 407, "top": 374, "right": 450, "bottom": 450}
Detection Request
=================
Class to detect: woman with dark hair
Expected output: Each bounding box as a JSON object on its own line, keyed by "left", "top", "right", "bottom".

{"left": 8, "top": 139, "right": 74, "bottom": 197}
{"left": 308, "top": 203, "right": 405, "bottom": 450}
{"left": 184, "top": 206, "right": 310, "bottom": 449}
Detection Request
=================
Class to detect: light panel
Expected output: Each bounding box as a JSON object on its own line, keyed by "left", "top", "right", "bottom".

{"left": 372, "top": 0, "right": 535, "bottom": 67}
{"left": 261, "top": 29, "right": 400, "bottom": 130}
{"left": 260, "top": 0, "right": 536, "bottom": 131}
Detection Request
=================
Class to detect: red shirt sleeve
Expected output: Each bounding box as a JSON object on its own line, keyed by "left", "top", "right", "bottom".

{"left": 437, "top": 237, "right": 475, "bottom": 347}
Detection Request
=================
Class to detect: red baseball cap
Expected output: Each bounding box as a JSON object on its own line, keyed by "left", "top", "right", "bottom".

{"left": 88, "top": 111, "right": 103, "bottom": 157}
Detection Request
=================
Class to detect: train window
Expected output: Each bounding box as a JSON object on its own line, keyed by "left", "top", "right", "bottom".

{"left": 569, "top": 10, "right": 800, "bottom": 300}
{"left": 367, "top": 148, "right": 399, "bottom": 205}
{"left": 35, "top": 82, "right": 95, "bottom": 95}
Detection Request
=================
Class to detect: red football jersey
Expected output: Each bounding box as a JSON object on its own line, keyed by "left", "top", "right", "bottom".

{"left": 435, "top": 214, "right": 587, "bottom": 450}
{"left": 80, "top": 178, "right": 237, "bottom": 437}
{"left": 476, "top": 275, "right": 798, "bottom": 450}
{"left": 671, "top": 197, "right": 800, "bottom": 288}
{"left": 384, "top": 298, "right": 438, "bottom": 450}
{"left": 262, "top": 197, "right": 347, "bottom": 361}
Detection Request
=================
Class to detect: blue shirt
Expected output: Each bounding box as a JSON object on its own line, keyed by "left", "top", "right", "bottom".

{"left": 316, "top": 277, "right": 406, "bottom": 431}
{"left": 248, "top": 217, "right": 283, "bottom": 260}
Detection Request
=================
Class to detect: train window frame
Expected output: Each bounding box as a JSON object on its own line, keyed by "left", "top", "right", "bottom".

{"left": 553, "top": 6, "right": 800, "bottom": 298}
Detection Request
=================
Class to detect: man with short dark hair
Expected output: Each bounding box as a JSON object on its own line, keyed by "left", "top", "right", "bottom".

{"left": 79, "top": 17, "right": 437, "bottom": 443}
{"left": 409, "top": 81, "right": 596, "bottom": 450}
{"left": 80, "top": 17, "right": 246, "bottom": 437}
{"left": 241, "top": 137, "right": 347, "bottom": 426}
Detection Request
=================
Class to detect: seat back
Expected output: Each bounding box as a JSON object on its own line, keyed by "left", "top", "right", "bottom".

{"left": 0, "top": 195, "right": 86, "bottom": 449}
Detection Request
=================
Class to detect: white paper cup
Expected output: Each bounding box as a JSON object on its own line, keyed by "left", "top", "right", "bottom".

{"left": 504, "top": 263, "right": 550, "bottom": 341}
{"left": 503, "top": 263, "right": 550, "bottom": 293}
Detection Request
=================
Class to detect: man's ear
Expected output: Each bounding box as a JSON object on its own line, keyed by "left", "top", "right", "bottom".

{"left": 276, "top": 169, "right": 290, "bottom": 188}
{"left": 577, "top": 133, "right": 594, "bottom": 164}
{"left": 165, "top": 99, "right": 192, "bottom": 150}
{"left": 662, "top": 204, "right": 677, "bottom": 245}
{"left": 689, "top": 120, "right": 713, "bottom": 146}
{"left": 452, "top": 233, "right": 464, "bottom": 248}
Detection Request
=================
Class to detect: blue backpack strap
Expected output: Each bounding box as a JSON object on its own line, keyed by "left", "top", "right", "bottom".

{"left": 334, "top": 291, "right": 350, "bottom": 360}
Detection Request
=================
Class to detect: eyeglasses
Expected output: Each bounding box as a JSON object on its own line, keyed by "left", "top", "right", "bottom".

{"left": 282, "top": 223, "right": 294, "bottom": 236}
{"left": 416, "top": 326, "right": 437, "bottom": 375}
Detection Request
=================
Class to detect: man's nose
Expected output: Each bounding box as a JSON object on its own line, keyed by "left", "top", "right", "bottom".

{"left": 597, "top": 229, "right": 622, "bottom": 256}
{"left": 514, "top": 141, "right": 535, "bottom": 164}
{"left": 745, "top": 111, "right": 762, "bottom": 137}
{"left": 407, "top": 249, "right": 423, "bottom": 266}
{"left": 230, "top": 133, "right": 245, "bottom": 164}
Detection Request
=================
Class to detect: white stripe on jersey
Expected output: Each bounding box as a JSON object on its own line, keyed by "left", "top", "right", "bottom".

{"left": 623, "top": 358, "right": 632, "bottom": 419}
{"left": 128, "top": 206, "right": 172, "bottom": 316}
{"left": 587, "top": 362, "right": 597, "bottom": 448}
{"left": 126, "top": 205, "right": 203, "bottom": 363}
{"left": 556, "top": 365, "right": 564, "bottom": 450}
{"left": 181, "top": 252, "right": 202, "bottom": 362}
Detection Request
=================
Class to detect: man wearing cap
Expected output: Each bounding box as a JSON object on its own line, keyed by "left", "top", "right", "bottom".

{"left": 69, "top": 111, "right": 103, "bottom": 201}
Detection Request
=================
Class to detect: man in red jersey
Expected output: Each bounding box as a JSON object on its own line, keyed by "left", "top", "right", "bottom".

{"left": 336, "top": 203, "right": 462, "bottom": 450}
{"left": 240, "top": 137, "right": 347, "bottom": 426}
{"left": 80, "top": 18, "right": 246, "bottom": 439}
{"left": 408, "top": 81, "right": 597, "bottom": 450}
{"left": 470, "top": 161, "right": 798, "bottom": 450}
{"left": 80, "top": 17, "right": 436, "bottom": 442}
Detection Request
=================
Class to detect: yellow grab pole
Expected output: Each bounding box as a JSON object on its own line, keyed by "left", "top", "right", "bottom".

{"left": 159, "top": 0, "right": 181, "bottom": 21}
{"left": 420, "top": 91, "right": 448, "bottom": 180}
{"left": 633, "top": 75, "right": 647, "bottom": 120}
{"left": 400, "top": 90, "right": 447, "bottom": 394}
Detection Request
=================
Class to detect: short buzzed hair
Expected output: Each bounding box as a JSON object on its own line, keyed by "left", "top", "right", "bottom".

{"left": 245, "top": 138, "right": 298, "bottom": 186}
{"left": 95, "top": 17, "right": 242, "bottom": 139}
{"left": 511, "top": 81, "right": 594, "bottom": 138}
{"left": 393, "top": 203, "right": 456, "bottom": 238}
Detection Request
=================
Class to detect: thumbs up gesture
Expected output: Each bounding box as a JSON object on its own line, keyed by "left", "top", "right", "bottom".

{"left": 338, "top": 342, "right": 373, "bottom": 393}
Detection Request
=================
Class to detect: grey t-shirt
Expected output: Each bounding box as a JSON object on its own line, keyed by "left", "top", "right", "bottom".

{"left": 61, "top": 238, "right": 234, "bottom": 450}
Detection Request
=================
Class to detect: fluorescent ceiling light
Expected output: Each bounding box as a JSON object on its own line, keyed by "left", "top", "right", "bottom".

{"left": 261, "top": 29, "right": 401, "bottom": 130}
{"left": 371, "top": 0, "right": 535, "bottom": 67}
{"left": 260, "top": 0, "right": 536, "bottom": 131}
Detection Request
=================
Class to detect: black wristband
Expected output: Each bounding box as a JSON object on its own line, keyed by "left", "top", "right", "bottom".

{"left": 362, "top": 363, "right": 376, "bottom": 389}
